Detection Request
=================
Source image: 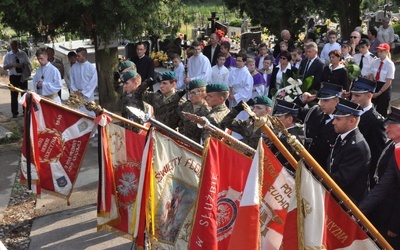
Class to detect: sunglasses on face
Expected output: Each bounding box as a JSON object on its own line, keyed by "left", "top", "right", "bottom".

{"left": 350, "top": 36, "right": 359, "bottom": 39}
{"left": 280, "top": 57, "right": 287, "bottom": 60}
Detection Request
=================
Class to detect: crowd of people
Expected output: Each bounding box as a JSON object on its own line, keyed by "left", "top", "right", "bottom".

{"left": 2, "top": 18, "right": 400, "bottom": 247}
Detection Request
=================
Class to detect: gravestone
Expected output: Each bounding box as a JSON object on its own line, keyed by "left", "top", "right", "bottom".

{"left": 240, "top": 31, "right": 262, "bottom": 50}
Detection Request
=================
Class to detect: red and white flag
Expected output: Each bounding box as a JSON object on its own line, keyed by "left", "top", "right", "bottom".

{"left": 20, "top": 93, "right": 95, "bottom": 200}
{"left": 281, "top": 162, "right": 379, "bottom": 249}
{"left": 141, "top": 129, "right": 203, "bottom": 249}
{"left": 190, "top": 137, "right": 253, "bottom": 249}
{"left": 96, "top": 115, "right": 146, "bottom": 239}
{"left": 259, "top": 141, "right": 295, "bottom": 249}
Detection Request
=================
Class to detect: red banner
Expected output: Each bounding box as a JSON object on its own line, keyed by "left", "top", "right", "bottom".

{"left": 96, "top": 117, "right": 146, "bottom": 239}
{"left": 190, "top": 137, "right": 253, "bottom": 249}
{"left": 20, "top": 93, "right": 95, "bottom": 200}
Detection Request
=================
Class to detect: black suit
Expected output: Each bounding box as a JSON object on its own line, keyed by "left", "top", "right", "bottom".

{"left": 132, "top": 55, "right": 155, "bottom": 89}
{"left": 203, "top": 44, "right": 221, "bottom": 66}
{"left": 358, "top": 108, "right": 387, "bottom": 188}
{"left": 294, "top": 100, "right": 338, "bottom": 169}
{"left": 359, "top": 150, "right": 400, "bottom": 248}
{"left": 268, "top": 66, "right": 297, "bottom": 98}
{"left": 328, "top": 129, "right": 370, "bottom": 204}
{"left": 298, "top": 57, "right": 325, "bottom": 91}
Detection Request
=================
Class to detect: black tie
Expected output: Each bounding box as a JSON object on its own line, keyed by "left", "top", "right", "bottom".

{"left": 322, "top": 113, "right": 330, "bottom": 125}
{"left": 359, "top": 55, "right": 364, "bottom": 71}
{"left": 334, "top": 135, "right": 342, "bottom": 149}
{"left": 304, "top": 59, "right": 311, "bottom": 73}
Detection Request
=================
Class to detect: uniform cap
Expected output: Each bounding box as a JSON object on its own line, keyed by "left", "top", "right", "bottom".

{"left": 253, "top": 96, "right": 273, "bottom": 107}
{"left": 273, "top": 99, "right": 299, "bottom": 116}
{"left": 118, "top": 60, "right": 136, "bottom": 73}
{"left": 334, "top": 98, "right": 363, "bottom": 117}
{"left": 317, "top": 82, "right": 343, "bottom": 100}
{"left": 206, "top": 83, "right": 229, "bottom": 93}
{"left": 189, "top": 79, "right": 207, "bottom": 91}
{"left": 158, "top": 71, "right": 178, "bottom": 82}
{"left": 121, "top": 70, "right": 138, "bottom": 83}
{"left": 385, "top": 106, "right": 400, "bottom": 124}
{"left": 351, "top": 77, "right": 376, "bottom": 93}
{"left": 358, "top": 39, "right": 370, "bottom": 46}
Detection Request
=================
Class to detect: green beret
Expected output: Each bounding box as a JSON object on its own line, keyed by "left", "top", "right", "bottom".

{"left": 253, "top": 96, "right": 272, "bottom": 106}
{"left": 118, "top": 60, "right": 136, "bottom": 73}
{"left": 159, "top": 71, "right": 178, "bottom": 81}
{"left": 189, "top": 79, "right": 207, "bottom": 91}
{"left": 121, "top": 70, "right": 138, "bottom": 83}
{"left": 206, "top": 83, "right": 229, "bottom": 93}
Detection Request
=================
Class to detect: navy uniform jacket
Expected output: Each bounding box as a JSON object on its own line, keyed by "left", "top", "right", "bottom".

{"left": 359, "top": 151, "right": 400, "bottom": 247}
{"left": 298, "top": 57, "right": 325, "bottom": 91}
{"left": 328, "top": 128, "right": 370, "bottom": 204}
{"left": 294, "top": 99, "right": 338, "bottom": 169}
{"left": 358, "top": 108, "right": 387, "bottom": 188}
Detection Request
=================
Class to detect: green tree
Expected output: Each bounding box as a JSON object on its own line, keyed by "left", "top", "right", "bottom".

{"left": 223, "top": 0, "right": 362, "bottom": 41}
{"left": 0, "top": 0, "right": 185, "bottom": 111}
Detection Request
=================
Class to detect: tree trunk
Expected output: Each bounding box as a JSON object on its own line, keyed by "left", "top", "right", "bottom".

{"left": 337, "top": 0, "right": 361, "bottom": 40}
{"left": 94, "top": 39, "right": 120, "bottom": 112}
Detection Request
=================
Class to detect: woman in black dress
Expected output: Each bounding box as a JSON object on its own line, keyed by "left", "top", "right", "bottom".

{"left": 321, "top": 49, "right": 349, "bottom": 92}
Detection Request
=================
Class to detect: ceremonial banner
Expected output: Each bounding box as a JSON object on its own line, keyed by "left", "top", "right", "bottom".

{"left": 281, "top": 162, "right": 379, "bottom": 249}
{"left": 96, "top": 117, "right": 147, "bottom": 239}
{"left": 20, "top": 93, "right": 95, "bottom": 200}
{"left": 190, "top": 137, "right": 253, "bottom": 249}
{"left": 146, "top": 129, "right": 203, "bottom": 249}
{"left": 260, "top": 141, "right": 295, "bottom": 249}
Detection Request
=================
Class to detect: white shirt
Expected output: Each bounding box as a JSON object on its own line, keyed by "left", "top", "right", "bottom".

{"left": 33, "top": 62, "right": 62, "bottom": 103}
{"left": 353, "top": 52, "right": 375, "bottom": 77}
{"left": 3, "top": 49, "right": 29, "bottom": 76}
{"left": 320, "top": 42, "right": 341, "bottom": 63}
{"left": 173, "top": 62, "right": 185, "bottom": 90}
{"left": 276, "top": 63, "right": 292, "bottom": 89}
{"left": 257, "top": 55, "right": 267, "bottom": 70}
{"left": 211, "top": 65, "right": 230, "bottom": 87}
{"left": 377, "top": 25, "right": 395, "bottom": 44}
{"left": 70, "top": 61, "right": 98, "bottom": 116}
{"left": 370, "top": 57, "right": 395, "bottom": 82}
{"left": 187, "top": 53, "right": 212, "bottom": 84}
{"left": 228, "top": 66, "right": 253, "bottom": 104}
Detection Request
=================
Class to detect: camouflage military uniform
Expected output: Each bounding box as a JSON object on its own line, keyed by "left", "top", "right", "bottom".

{"left": 135, "top": 80, "right": 186, "bottom": 129}
{"left": 221, "top": 109, "right": 262, "bottom": 149}
{"left": 120, "top": 93, "right": 148, "bottom": 132}
{"left": 202, "top": 104, "right": 230, "bottom": 140}
{"left": 178, "top": 100, "right": 210, "bottom": 143}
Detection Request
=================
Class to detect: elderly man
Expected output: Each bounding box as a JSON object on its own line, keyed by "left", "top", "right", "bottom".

{"left": 3, "top": 40, "right": 30, "bottom": 118}
{"left": 350, "top": 30, "right": 362, "bottom": 55}
{"left": 273, "top": 29, "right": 295, "bottom": 58}
{"left": 328, "top": 98, "right": 370, "bottom": 204}
{"left": 359, "top": 106, "right": 400, "bottom": 248}
{"left": 298, "top": 42, "right": 325, "bottom": 91}
{"left": 203, "top": 33, "right": 221, "bottom": 66}
{"left": 185, "top": 41, "right": 212, "bottom": 84}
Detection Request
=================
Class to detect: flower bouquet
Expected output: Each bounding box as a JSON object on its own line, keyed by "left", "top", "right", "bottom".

{"left": 271, "top": 72, "right": 314, "bottom": 102}
{"left": 150, "top": 50, "right": 168, "bottom": 67}
{"left": 343, "top": 59, "right": 361, "bottom": 81}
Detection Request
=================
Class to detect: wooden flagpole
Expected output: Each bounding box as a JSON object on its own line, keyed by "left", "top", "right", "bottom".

{"left": 242, "top": 102, "right": 393, "bottom": 250}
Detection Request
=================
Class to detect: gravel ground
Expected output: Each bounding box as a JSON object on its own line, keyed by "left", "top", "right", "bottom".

{"left": 0, "top": 169, "right": 36, "bottom": 250}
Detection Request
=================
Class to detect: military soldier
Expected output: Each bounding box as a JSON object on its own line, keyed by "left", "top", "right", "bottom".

{"left": 328, "top": 98, "right": 370, "bottom": 204}
{"left": 294, "top": 82, "right": 342, "bottom": 169}
{"left": 221, "top": 95, "right": 273, "bottom": 149}
{"left": 268, "top": 99, "right": 303, "bottom": 174}
{"left": 136, "top": 71, "right": 186, "bottom": 130}
{"left": 359, "top": 106, "right": 400, "bottom": 248}
{"left": 120, "top": 70, "right": 149, "bottom": 131}
{"left": 178, "top": 79, "right": 210, "bottom": 143}
{"left": 350, "top": 77, "right": 387, "bottom": 188}
{"left": 197, "top": 83, "right": 231, "bottom": 141}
